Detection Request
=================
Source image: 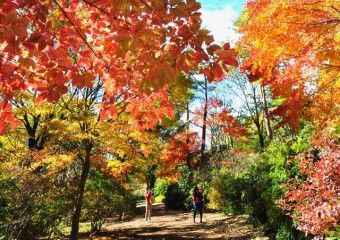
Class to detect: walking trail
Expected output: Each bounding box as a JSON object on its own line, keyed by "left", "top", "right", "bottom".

{"left": 79, "top": 203, "right": 270, "bottom": 240}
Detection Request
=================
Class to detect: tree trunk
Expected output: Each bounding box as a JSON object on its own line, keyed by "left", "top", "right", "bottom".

{"left": 70, "top": 143, "right": 92, "bottom": 240}
{"left": 186, "top": 102, "right": 191, "bottom": 167}
{"left": 260, "top": 84, "right": 272, "bottom": 141}
{"left": 255, "top": 122, "right": 265, "bottom": 151}
{"left": 200, "top": 75, "right": 208, "bottom": 166}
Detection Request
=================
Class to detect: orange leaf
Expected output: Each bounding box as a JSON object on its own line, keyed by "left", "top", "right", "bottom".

{"left": 10, "top": 119, "right": 22, "bottom": 130}
{"left": 35, "top": 92, "right": 48, "bottom": 105}
{"left": 1, "top": 112, "right": 15, "bottom": 122}
{"left": 176, "top": 53, "right": 190, "bottom": 73}
{"left": 108, "top": 105, "right": 118, "bottom": 119}
{"left": 216, "top": 49, "right": 237, "bottom": 59}
{"left": 38, "top": 38, "right": 47, "bottom": 51}
{"left": 18, "top": 57, "right": 36, "bottom": 69}
{"left": 223, "top": 56, "right": 238, "bottom": 67}
{"left": 207, "top": 44, "right": 221, "bottom": 55}
{"left": 223, "top": 42, "right": 230, "bottom": 50}
{"left": 100, "top": 108, "right": 109, "bottom": 121}
{"left": 0, "top": 121, "right": 6, "bottom": 135}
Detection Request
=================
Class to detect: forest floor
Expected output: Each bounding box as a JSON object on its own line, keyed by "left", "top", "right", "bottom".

{"left": 77, "top": 203, "right": 271, "bottom": 240}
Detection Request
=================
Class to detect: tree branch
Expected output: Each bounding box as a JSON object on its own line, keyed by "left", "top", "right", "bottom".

{"left": 53, "top": 0, "right": 100, "bottom": 59}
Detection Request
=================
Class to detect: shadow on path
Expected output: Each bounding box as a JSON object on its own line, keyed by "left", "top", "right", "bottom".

{"left": 79, "top": 203, "right": 266, "bottom": 240}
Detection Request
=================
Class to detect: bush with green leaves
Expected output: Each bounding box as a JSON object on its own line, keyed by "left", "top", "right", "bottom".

{"left": 82, "top": 170, "right": 135, "bottom": 234}
{"left": 0, "top": 173, "right": 73, "bottom": 240}
{"left": 163, "top": 183, "right": 188, "bottom": 210}
{"left": 153, "top": 178, "right": 170, "bottom": 198}
{"left": 162, "top": 164, "right": 195, "bottom": 210}
{"left": 207, "top": 168, "right": 246, "bottom": 214}
{"left": 206, "top": 133, "right": 311, "bottom": 239}
{"left": 241, "top": 139, "right": 309, "bottom": 239}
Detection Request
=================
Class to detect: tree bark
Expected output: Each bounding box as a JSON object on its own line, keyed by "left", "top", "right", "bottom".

{"left": 70, "top": 142, "right": 93, "bottom": 240}
{"left": 260, "top": 84, "right": 272, "bottom": 141}
{"left": 200, "top": 75, "right": 208, "bottom": 166}
{"left": 186, "top": 102, "right": 191, "bottom": 167}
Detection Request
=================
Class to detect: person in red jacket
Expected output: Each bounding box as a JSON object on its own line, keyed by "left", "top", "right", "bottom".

{"left": 144, "top": 187, "right": 153, "bottom": 223}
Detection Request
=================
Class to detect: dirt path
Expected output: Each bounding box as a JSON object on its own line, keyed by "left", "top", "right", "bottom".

{"left": 79, "top": 203, "right": 269, "bottom": 240}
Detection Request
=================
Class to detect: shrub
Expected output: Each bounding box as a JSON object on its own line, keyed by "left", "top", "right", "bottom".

{"left": 82, "top": 170, "right": 135, "bottom": 234}
{"left": 0, "top": 169, "right": 73, "bottom": 240}
{"left": 207, "top": 169, "right": 246, "bottom": 214}
{"left": 155, "top": 195, "right": 165, "bottom": 203}
{"left": 163, "top": 183, "right": 188, "bottom": 210}
{"left": 153, "top": 178, "right": 170, "bottom": 197}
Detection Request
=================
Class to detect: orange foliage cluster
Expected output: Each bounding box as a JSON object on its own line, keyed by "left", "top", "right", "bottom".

{"left": 0, "top": 0, "right": 238, "bottom": 134}
{"left": 194, "top": 98, "right": 247, "bottom": 137}
{"left": 238, "top": 0, "right": 340, "bottom": 130}
{"left": 158, "top": 130, "right": 200, "bottom": 178}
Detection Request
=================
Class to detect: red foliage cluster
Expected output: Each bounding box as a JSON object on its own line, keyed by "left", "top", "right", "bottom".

{"left": 280, "top": 133, "right": 340, "bottom": 237}
{"left": 0, "top": 0, "right": 238, "bottom": 134}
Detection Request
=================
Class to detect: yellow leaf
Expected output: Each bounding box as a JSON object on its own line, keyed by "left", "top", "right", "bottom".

{"left": 334, "top": 32, "right": 340, "bottom": 42}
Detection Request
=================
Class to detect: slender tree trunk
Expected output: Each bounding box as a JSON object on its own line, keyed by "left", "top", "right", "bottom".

{"left": 70, "top": 143, "right": 92, "bottom": 240}
{"left": 260, "top": 84, "right": 272, "bottom": 140}
{"left": 200, "top": 75, "right": 208, "bottom": 166}
{"left": 186, "top": 102, "right": 191, "bottom": 167}
{"left": 255, "top": 122, "right": 265, "bottom": 151}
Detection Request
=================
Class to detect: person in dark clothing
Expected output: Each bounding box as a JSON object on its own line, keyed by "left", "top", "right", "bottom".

{"left": 192, "top": 186, "right": 203, "bottom": 223}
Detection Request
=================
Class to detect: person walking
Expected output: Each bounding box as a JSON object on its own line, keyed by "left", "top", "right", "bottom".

{"left": 193, "top": 186, "right": 203, "bottom": 223}
{"left": 144, "top": 187, "right": 153, "bottom": 223}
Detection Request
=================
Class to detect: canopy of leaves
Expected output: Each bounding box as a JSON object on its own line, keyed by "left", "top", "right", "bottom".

{"left": 0, "top": 0, "right": 238, "bottom": 134}
{"left": 237, "top": 0, "right": 340, "bottom": 131}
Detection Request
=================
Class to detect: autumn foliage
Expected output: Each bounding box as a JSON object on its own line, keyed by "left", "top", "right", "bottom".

{"left": 5, "top": 0, "right": 340, "bottom": 239}
{"left": 238, "top": 0, "right": 340, "bottom": 237}
{"left": 158, "top": 130, "right": 200, "bottom": 179}
{"left": 238, "top": 0, "right": 340, "bottom": 131}
{"left": 0, "top": 0, "right": 238, "bottom": 134}
{"left": 280, "top": 133, "right": 340, "bottom": 237}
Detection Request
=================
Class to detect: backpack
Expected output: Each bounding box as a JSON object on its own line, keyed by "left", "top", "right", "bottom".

{"left": 193, "top": 190, "right": 203, "bottom": 205}
{"left": 150, "top": 195, "right": 155, "bottom": 204}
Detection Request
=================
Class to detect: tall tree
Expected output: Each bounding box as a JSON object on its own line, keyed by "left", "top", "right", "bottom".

{"left": 237, "top": 0, "right": 340, "bottom": 131}
{"left": 237, "top": 0, "right": 340, "bottom": 236}
{"left": 218, "top": 70, "right": 268, "bottom": 151}
{"left": 3, "top": 85, "right": 166, "bottom": 239}
{"left": 260, "top": 84, "right": 272, "bottom": 141}
{"left": 200, "top": 74, "right": 208, "bottom": 165}
{"left": 206, "top": 99, "right": 247, "bottom": 154}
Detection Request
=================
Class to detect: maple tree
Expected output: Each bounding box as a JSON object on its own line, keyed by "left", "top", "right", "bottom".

{"left": 189, "top": 71, "right": 223, "bottom": 166}
{"left": 237, "top": 0, "right": 340, "bottom": 237}
{"left": 192, "top": 97, "right": 247, "bottom": 150}
{"left": 237, "top": 0, "right": 340, "bottom": 131}
{"left": 0, "top": 0, "right": 238, "bottom": 134}
{"left": 158, "top": 129, "right": 200, "bottom": 179}
{"left": 208, "top": 102, "right": 247, "bottom": 145}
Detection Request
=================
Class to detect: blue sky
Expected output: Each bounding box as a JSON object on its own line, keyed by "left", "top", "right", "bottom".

{"left": 197, "top": 0, "right": 245, "bottom": 45}
{"left": 188, "top": 0, "right": 246, "bottom": 135}
{"left": 199, "top": 0, "right": 244, "bottom": 12}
